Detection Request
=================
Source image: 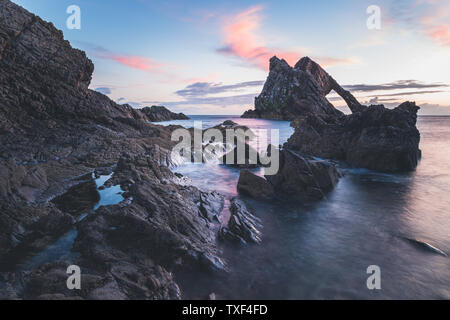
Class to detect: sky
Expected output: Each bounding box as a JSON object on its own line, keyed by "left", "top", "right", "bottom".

{"left": 12, "top": 0, "right": 450, "bottom": 115}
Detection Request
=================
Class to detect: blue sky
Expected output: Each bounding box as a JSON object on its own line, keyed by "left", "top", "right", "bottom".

{"left": 12, "top": 0, "right": 450, "bottom": 114}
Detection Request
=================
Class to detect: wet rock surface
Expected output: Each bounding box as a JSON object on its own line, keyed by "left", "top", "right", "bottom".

{"left": 220, "top": 198, "right": 262, "bottom": 245}
{"left": 141, "top": 105, "right": 189, "bottom": 122}
{"left": 236, "top": 149, "right": 341, "bottom": 202}
{"left": 237, "top": 170, "right": 275, "bottom": 200}
{"left": 265, "top": 149, "right": 341, "bottom": 201}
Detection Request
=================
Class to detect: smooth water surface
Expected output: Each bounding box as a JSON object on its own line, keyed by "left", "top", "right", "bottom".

{"left": 160, "top": 115, "right": 450, "bottom": 299}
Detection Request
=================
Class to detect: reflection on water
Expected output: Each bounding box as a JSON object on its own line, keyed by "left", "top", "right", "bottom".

{"left": 167, "top": 116, "right": 450, "bottom": 299}
{"left": 18, "top": 174, "right": 125, "bottom": 271}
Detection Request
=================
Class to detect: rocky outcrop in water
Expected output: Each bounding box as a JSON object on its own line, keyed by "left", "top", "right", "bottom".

{"left": 241, "top": 55, "right": 421, "bottom": 172}
{"left": 237, "top": 149, "right": 341, "bottom": 201}
{"left": 266, "top": 149, "right": 340, "bottom": 201}
{"left": 237, "top": 170, "right": 274, "bottom": 200}
{"left": 141, "top": 105, "right": 189, "bottom": 122}
{"left": 285, "top": 102, "right": 421, "bottom": 172}
{"left": 241, "top": 56, "right": 346, "bottom": 120}
{"left": 294, "top": 57, "right": 365, "bottom": 114}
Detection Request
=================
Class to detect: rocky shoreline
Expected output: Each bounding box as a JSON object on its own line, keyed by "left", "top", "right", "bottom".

{"left": 0, "top": 0, "right": 422, "bottom": 300}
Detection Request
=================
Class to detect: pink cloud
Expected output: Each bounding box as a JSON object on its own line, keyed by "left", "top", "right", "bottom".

{"left": 217, "top": 6, "right": 298, "bottom": 70}
{"left": 87, "top": 44, "right": 166, "bottom": 74}
{"left": 414, "top": 2, "right": 450, "bottom": 46}
{"left": 217, "top": 6, "right": 352, "bottom": 70}
{"left": 420, "top": 5, "right": 450, "bottom": 46}
{"left": 426, "top": 24, "right": 450, "bottom": 45}
{"left": 104, "top": 54, "right": 164, "bottom": 73}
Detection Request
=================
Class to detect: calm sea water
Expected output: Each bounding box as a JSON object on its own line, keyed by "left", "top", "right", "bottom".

{"left": 158, "top": 115, "right": 450, "bottom": 300}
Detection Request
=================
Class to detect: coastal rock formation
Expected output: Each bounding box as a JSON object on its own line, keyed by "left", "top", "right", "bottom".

{"left": 241, "top": 56, "right": 346, "bottom": 120}
{"left": 266, "top": 149, "right": 340, "bottom": 201}
{"left": 241, "top": 55, "right": 421, "bottom": 172}
{"left": 219, "top": 198, "right": 262, "bottom": 245}
{"left": 0, "top": 0, "right": 227, "bottom": 299}
{"left": 0, "top": 0, "right": 181, "bottom": 258}
{"left": 285, "top": 102, "right": 421, "bottom": 172}
{"left": 141, "top": 105, "right": 189, "bottom": 122}
{"left": 294, "top": 57, "right": 365, "bottom": 114}
{"left": 236, "top": 149, "right": 340, "bottom": 202}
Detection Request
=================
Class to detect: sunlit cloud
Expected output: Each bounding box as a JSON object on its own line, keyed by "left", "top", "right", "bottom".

{"left": 216, "top": 5, "right": 352, "bottom": 70}
{"left": 77, "top": 42, "right": 166, "bottom": 74}
{"left": 390, "top": 0, "right": 450, "bottom": 46}
{"left": 107, "top": 55, "right": 164, "bottom": 72}
{"left": 343, "top": 80, "right": 449, "bottom": 92}
{"left": 425, "top": 24, "right": 450, "bottom": 46}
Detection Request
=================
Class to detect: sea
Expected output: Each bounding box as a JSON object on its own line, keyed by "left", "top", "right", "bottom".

{"left": 157, "top": 115, "right": 450, "bottom": 299}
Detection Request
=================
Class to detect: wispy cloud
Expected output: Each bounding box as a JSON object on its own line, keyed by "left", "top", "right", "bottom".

{"left": 387, "top": 0, "right": 450, "bottom": 46}
{"left": 166, "top": 93, "right": 256, "bottom": 108}
{"left": 343, "top": 80, "right": 449, "bottom": 92}
{"left": 216, "top": 5, "right": 352, "bottom": 70}
{"left": 77, "top": 42, "right": 165, "bottom": 74}
{"left": 175, "top": 81, "right": 264, "bottom": 97}
{"left": 419, "top": 2, "right": 450, "bottom": 46}
{"left": 368, "top": 90, "right": 445, "bottom": 98}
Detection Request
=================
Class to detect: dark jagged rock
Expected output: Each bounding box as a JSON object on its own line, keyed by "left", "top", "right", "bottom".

{"left": 219, "top": 198, "right": 262, "bottom": 245}
{"left": 199, "top": 192, "right": 225, "bottom": 222}
{"left": 265, "top": 149, "right": 340, "bottom": 201}
{"left": 235, "top": 148, "right": 340, "bottom": 202}
{"left": 0, "top": 0, "right": 226, "bottom": 300}
{"left": 237, "top": 170, "right": 275, "bottom": 200}
{"left": 240, "top": 55, "right": 421, "bottom": 172}
{"left": 209, "top": 120, "right": 253, "bottom": 136}
{"left": 0, "top": 0, "right": 178, "bottom": 259}
{"left": 241, "top": 56, "right": 345, "bottom": 120}
{"left": 141, "top": 106, "right": 189, "bottom": 122}
{"left": 285, "top": 102, "right": 421, "bottom": 172}
{"left": 51, "top": 177, "right": 99, "bottom": 215}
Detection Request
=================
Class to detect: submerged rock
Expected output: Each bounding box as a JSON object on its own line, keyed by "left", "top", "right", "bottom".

{"left": 285, "top": 102, "right": 421, "bottom": 172}
{"left": 220, "top": 198, "right": 262, "bottom": 245}
{"left": 220, "top": 143, "right": 262, "bottom": 168}
{"left": 141, "top": 105, "right": 189, "bottom": 122}
{"left": 403, "top": 237, "right": 448, "bottom": 257}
